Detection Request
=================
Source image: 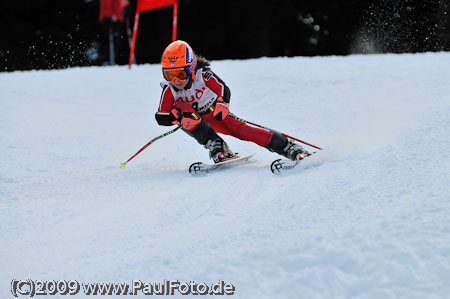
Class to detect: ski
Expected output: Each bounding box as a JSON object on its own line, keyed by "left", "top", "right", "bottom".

{"left": 270, "top": 152, "right": 317, "bottom": 174}
{"left": 189, "top": 154, "right": 255, "bottom": 175}
{"left": 270, "top": 159, "right": 300, "bottom": 174}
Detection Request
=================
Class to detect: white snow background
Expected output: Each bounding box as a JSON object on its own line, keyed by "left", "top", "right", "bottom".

{"left": 1, "top": 53, "right": 450, "bottom": 298}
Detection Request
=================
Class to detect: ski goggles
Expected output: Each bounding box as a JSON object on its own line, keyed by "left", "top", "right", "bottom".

{"left": 163, "top": 67, "right": 189, "bottom": 83}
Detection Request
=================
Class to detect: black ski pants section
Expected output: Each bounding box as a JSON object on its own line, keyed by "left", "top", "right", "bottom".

{"left": 182, "top": 119, "right": 222, "bottom": 146}
{"left": 264, "top": 132, "right": 289, "bottom": 157}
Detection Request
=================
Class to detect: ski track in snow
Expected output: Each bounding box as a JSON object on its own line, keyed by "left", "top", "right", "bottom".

{"left": 1, "top": 53, "right": 450, "bottom": 298}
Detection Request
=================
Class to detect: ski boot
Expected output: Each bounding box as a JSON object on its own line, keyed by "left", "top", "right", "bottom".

{"left": 283, "top": 139, "right": 311, "bottom": 161}
{"left": 205, "top": 137, "right": 236, "bottom": 163}
{"left": 265, "top": 132, "right": 311, "bottom": 161}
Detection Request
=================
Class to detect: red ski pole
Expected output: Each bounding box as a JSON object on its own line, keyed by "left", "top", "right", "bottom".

{"left": 229, "top": 114, "right": 323, "bottom": 150}
{"left": 120, "top": 126, "right": 181, "bottom": 168}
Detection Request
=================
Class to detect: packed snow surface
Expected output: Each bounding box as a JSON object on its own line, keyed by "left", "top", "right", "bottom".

{"left": 1, "top": 53, "right": 450, "bottom": 298}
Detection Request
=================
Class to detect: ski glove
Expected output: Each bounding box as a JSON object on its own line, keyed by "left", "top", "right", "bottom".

{"left": 212, "top": 97, "right": 230, "bottom": 121}
{"left": 170, "top": 108, "right": 201, "bottom": 131}
{"left": 170, "top": 108, "right": 181, "bottom": 125}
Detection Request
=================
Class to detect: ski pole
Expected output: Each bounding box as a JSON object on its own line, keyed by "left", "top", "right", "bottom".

{"left": 228, "top": 113, "right": 323, "bottom": 150}
{"left": 120, "top": 126, "right": 181, "bottom": 168}
{"left": 208, "top": 106, "right": 322, "bottom": 150}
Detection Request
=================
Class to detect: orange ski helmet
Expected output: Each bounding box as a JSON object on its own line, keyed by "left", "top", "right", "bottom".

{"left": 161, "top": 40, "right": 197, "bottom": 82}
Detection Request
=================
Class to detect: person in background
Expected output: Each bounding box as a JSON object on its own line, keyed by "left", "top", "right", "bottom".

{"left": 99, "top": 0, "right": 129, "bottom": 65}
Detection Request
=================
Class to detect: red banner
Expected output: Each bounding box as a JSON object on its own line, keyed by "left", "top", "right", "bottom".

{"left": 129, "top": 0, "right": 178, "bottom": 69}
{"left": 137, "top": 0, "right": 177, "bottom": 13}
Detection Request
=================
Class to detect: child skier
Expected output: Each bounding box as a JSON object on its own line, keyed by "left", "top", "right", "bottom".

{"left": 155, "top": 40, "right": 310, "bottom": 163}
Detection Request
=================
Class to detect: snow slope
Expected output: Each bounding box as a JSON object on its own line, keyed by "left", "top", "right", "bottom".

{"left": 1, "top": 52, "right": 450, "bottom": 298}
